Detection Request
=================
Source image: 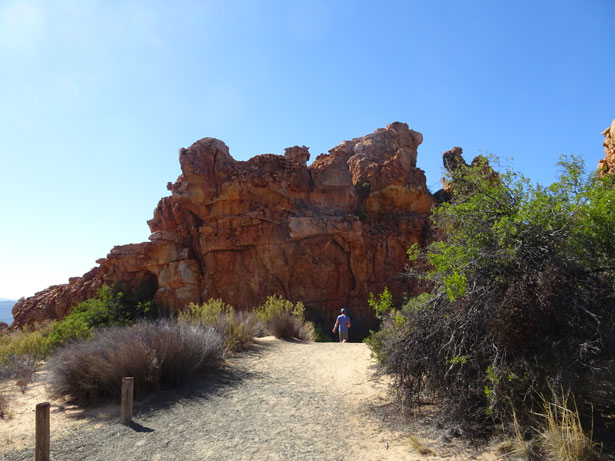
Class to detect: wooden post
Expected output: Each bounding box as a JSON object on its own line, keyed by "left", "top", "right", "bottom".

{"left": 35, "top": 402, "right": 50, "bottom": 461}
{"left": 120, "top": 377, "right": 134, "bottom": 424}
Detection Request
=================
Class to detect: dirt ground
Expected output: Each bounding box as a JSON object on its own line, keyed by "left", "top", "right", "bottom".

{"left": 0, "top": 338, "right": 502, "bottom": 460}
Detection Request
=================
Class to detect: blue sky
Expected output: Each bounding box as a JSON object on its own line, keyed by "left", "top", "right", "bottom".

{"left": 0, "top": 0, "right": 613, "bottom": 300}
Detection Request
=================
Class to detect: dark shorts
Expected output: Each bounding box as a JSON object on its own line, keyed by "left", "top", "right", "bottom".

{"left": 339, "top": 330, "right": 348, "bottom": 342}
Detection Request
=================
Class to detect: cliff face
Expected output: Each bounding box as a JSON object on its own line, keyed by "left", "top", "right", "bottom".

{"left": 598, "top": 119, "right": 615, "bottom": 175}
{"left": 12, "top": 122, "right": 434, "bottom": 329}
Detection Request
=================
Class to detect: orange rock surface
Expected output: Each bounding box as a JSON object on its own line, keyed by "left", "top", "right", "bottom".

{"left": 598, "top": 119, "right": 615, "bottom": 175}
{"left": 12, "top": 123, "right": 434, "bottom": 329}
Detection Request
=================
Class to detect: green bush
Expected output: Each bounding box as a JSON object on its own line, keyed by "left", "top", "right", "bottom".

{"left": 0, "top": 325, "right": 54, "bottom": 391}
{"left": 1, "top": 283, "right": 159, "bottom": 389}
{"left": 0, "top": 326, "right": 53, "bottom": 366}
{"left": 255, "top": 295, "right": 304, "bottom": 323}
{"left": 255, "top": 295, "right": 311, "bottom": 340}
{"left": 369, "top": 155, "right": 615, "bottom": 435}
{"left": 46, "top": 284, "right": 156, "bottom": 350}
{"left": 178, "top": 299, "right": 259, "bottom": 352}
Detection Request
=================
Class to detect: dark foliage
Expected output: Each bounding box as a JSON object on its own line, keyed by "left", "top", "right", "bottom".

{"left": 368, "top": 156, "right": 615, "bottom": 435}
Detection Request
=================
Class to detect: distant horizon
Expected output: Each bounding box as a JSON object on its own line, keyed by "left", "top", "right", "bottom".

{"left": 0, "top": 299, "right": 16, "bottom": 325}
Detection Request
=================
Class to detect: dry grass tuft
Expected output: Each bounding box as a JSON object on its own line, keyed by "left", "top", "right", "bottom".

{"left": 270, "top": 313, "right": 312, "bottom": 341}
{"left": 49, "top": 319, "right": 224, "bottom": 405}
{"left": 495, "top": 407, "right": 531, "bottom": 460}
{"left": 0, "top": 354, "right": 38, "bottom": 393}
{"left": 409, "top": 435, "right": 436, "bottom": 456}
{"left": 178, "top": 300, "right": 260, "bottom": 352}
{"left": 0, "top": 393, "right": 8, "bottom": 419}
{"left": 536, "top": 389, "right": 601, "bottom": 461}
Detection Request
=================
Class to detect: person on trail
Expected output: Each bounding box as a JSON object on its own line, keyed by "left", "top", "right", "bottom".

{"left": 332, "top": 308, "right": 351, "bottom": 343}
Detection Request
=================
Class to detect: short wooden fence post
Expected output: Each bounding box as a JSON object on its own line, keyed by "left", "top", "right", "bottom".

{"left": 120, "top": 377, "right": 134, "bottom": 424}
{"left": 35, "top": 402, "right": 50, "bottom": 461}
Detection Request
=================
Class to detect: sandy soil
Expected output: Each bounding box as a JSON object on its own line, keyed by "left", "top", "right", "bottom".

{"left": 0, "top": 338, "right": 501, "bottom": 460}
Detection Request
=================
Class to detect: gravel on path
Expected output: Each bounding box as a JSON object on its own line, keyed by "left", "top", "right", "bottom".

{"left": 1, "top": 338, "right": 498, "bottom": 460}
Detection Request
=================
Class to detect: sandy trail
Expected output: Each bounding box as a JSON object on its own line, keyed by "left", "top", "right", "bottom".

{"left": 1, "top": 338, "right": 498, "bottom": 460}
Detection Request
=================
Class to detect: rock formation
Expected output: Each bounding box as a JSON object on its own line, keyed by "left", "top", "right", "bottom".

{"left": 12, "top": 123, "right": 434, "bottom": 330}
{"left": 598, "top": 119, "right": 615, "bottom": 175}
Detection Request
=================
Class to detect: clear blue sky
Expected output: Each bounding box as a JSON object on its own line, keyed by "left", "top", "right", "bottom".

{"left": 1, "top": 0, "right": 613, "bottom": 300}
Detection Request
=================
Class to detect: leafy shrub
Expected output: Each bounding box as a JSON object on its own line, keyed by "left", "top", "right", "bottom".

{"left": 255, "top": 295, "right": 310, "bottom": 340}
{"left": 178, "top": 299, "right": 230, "bottom": 326}
{"left": 178, "top": 299, "right": 260, "bottom": 352}
{"left": 46, "top": 284, "right": 157, "bottom": 350}
{"left": 0, "top": 326, "right": 52, "bottom": 366}
{"left": 0, "top": 326, "right": 53, "bottom": 390}
{"left": 49, "top": 320, "right": 224, "bottom": 405}
{"left": 0, "top": 284, "right": 159, "bottom": 392}
{"left": 369, "top": 155, "right": 615, "bottom": 435}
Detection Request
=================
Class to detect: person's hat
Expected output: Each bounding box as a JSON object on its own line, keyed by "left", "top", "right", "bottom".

{"left": 341, "top": 308, "right": 346, "bottom": 313}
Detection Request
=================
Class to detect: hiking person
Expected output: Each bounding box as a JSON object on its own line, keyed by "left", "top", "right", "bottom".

{"left": 332, "top": 308, "right": 351, "bottom": 342}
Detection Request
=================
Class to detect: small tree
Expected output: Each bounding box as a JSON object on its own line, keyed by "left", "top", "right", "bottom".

{"left": 369, "top": 155, "right": 615, "bottom": 429}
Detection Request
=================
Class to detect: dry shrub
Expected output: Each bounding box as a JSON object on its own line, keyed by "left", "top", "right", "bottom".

{"left": 256, "top": 295, "right": 311, "bottom": 341}
{"left": 0, "top": 354, "right": 38, "bottom": 393}
{"left": 409, "top": 436, "right": 436, "bottom": 456}
{"left": 369, "top": 158, "right": 615, "bottom": 442}
{"left": 537, "top": 389, "right": 601, "bottom": 461}
{"left": 222, "top": 310, "right": 261, "bottom": 351}
{"left": 0, "top": 393, "right": 8, "bottom": 419}
{"left": 178, "top": 300, "right": 260, "bottom": 352}
{"left": 49, "top": 320, "right": 224, "bottom": 405}
{"left": 0, "top": 327, "right": 51, "bottom": 365}
{"left": 270, "top": 313, "right": 303, "bottom": 340}
{"left": 496, "top": 408, "right": 532, "bottom": 460}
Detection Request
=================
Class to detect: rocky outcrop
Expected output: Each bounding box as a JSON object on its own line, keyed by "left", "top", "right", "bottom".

{"left": 598, "top": 119, "right": 615, "bottom": 175}
{"left": 12, "top": 122, "right": 434, "bottom": 329}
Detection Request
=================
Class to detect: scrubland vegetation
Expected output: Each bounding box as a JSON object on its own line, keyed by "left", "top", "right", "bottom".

{"left": 3, "top": 154, "right": 614, "bottom": 458}
{"left": 0, "top": 290, "right": 312, "bottom": 409}
{"left": 368, "top": 155, "right": 615, "bottom": 458}
{"left": 49, "top": 320, "right": 225, "bottom": 405}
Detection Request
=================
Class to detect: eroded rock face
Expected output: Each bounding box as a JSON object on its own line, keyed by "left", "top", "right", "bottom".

{"left": 12, "top": 122, "right": 434, "bottom": 329}
{"left": 598, "top": 119, "right": 615, "bottom": 175}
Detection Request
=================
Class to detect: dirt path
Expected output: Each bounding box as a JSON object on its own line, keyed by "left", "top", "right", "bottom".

{"left": 1, "top": 338, "right": 499, "bottom": 460}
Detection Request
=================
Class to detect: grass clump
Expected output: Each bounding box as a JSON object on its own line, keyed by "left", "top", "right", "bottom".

{"left": 536, "top": 389, "right": 601, "bottom": 461}
{"left": 0, "top": 393, "right": 7, "bottom": 419}
{"left": 255, "top": 295, "right": 312, "bottom": 340}
{"left": 0, "top": 325, "right": 53, "bottom": 391}
{"left": 409, "top": 436, "right": 436, "bottom": 456}
{"left": 178, "top": 299, "right": 259, "bottom": 352}
{"left": 49, "top": 319, "right": 224, "bottom": 405}
{"left": 0, "top": 326, "right": 52, "bottom": 365}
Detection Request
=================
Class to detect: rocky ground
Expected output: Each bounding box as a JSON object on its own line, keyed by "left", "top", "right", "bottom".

{"left": 0, "top": 338, "right": 501, "bottom": 460}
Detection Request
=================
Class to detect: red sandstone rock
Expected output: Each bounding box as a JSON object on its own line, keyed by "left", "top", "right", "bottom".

{"left": 12, "top": 123, "right": 434, "bottom": 329}
{"left": 598, "top": 119, "right": 615, "bottom": 175}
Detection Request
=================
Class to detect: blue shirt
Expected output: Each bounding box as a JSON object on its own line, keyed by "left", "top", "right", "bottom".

{"left": 337, "top": 314, "right": 350, "bottom": 333}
